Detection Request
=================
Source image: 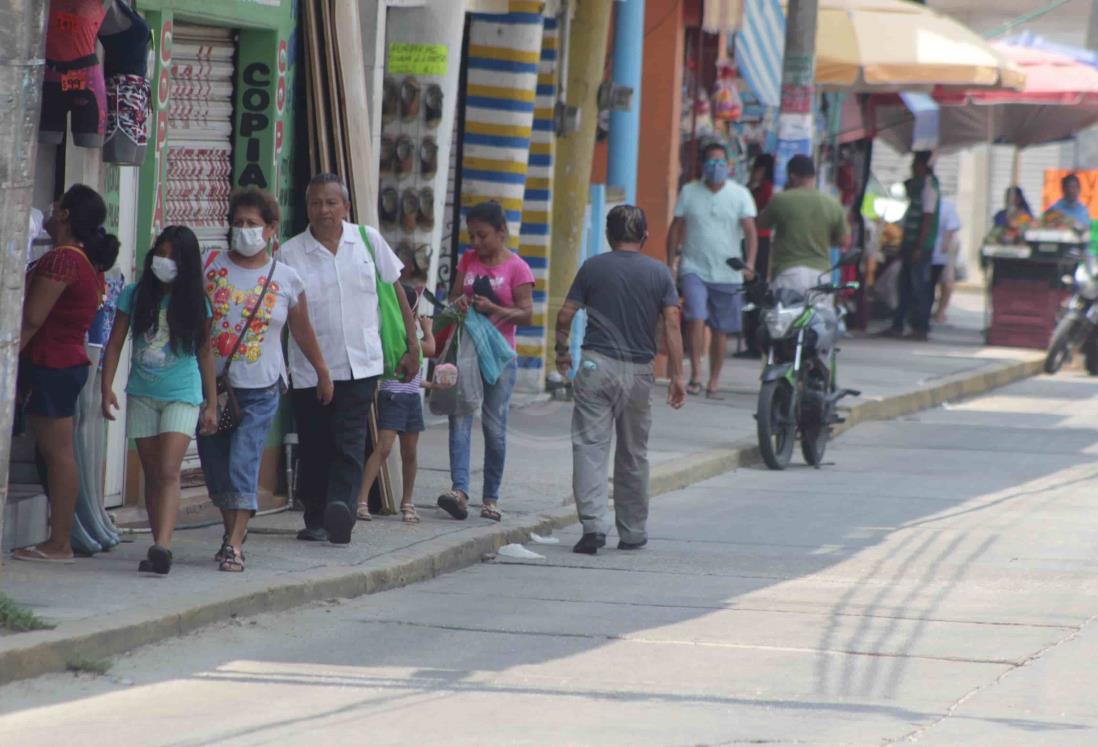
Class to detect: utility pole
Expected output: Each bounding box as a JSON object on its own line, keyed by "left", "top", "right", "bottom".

{"left": 546, "top": 0, "right": 613, "bottom": 366}
{"left": 608, "top": 0, "right": 644, "bottom": 205}
{"left": 774, "top": 0, "right": 818, "bottom": 187}
{"left": 0, "top": 0, "right": 49, "bottom": 563}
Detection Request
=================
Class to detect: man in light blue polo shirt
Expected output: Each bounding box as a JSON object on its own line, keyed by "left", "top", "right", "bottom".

{"left": 1046, "top": 173, "right": 1092, "bottom": 231}
{"left": 666, "top": 142, "right": 758, "bottom": 398}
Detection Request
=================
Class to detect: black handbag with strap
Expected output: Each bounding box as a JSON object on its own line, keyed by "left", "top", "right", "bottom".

{"left": 213, "top": 256, "right": 276, "bottom": 433}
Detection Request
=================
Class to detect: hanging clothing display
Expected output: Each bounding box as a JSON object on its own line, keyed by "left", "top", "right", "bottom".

{"left": 39, "top": 0, "right": 109, "bottom": 148}
{"left": 99, "top": 0, "right": 152, "bottom": 165}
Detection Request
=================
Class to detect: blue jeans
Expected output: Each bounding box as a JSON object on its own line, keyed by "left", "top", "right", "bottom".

{"left": 892, "top": 257, "right": 932, "bottom": 334}
{"left": 197, "top": 385, "right": 281, "bottom": 512}
{"left": 448, "top": 359, "right": 517, "bottom": 504}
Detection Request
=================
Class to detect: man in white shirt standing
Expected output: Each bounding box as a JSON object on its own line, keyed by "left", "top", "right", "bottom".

{"left": 281, "top": 174, "right": 420, "bottom": 544}
{"left": 930, "top": 198, "right": 962, "bottom": 325}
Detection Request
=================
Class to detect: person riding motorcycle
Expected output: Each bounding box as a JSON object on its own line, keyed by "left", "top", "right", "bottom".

{"left": 755, "top": 154, "right": 851, "bottom": 309}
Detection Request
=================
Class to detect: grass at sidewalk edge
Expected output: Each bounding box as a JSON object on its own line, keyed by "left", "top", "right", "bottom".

{"left": 0, "top": 593, "right": 53, "bottom": 633}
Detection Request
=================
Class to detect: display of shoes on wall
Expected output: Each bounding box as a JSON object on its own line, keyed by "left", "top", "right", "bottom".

{"left": 378, "top": 72, "right": 446, "bottom": 284}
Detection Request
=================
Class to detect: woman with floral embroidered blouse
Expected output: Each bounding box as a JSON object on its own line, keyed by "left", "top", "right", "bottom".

{"left": 198, "top": 187, "right": 331, "bottom": 573}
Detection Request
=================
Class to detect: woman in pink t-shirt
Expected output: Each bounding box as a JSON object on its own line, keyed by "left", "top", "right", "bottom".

{"left": 437, "top": 201, "right": 534, "bottom": 523}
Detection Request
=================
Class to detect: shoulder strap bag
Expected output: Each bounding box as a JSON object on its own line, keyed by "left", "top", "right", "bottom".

{"left": 213, "top": 258, "right": 276, "bottom": 433}
{"left": 358, "top": 225, "right": 410, "bottom": 380}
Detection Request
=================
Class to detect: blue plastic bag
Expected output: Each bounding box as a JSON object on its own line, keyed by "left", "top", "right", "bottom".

{"left": 464, "top": 309, "right": 516, "bottom": 385}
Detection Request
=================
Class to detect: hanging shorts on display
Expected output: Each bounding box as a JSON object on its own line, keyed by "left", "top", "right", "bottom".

{"left": 39, "top": 0, "right": 109, "bottom": 147}
{"left": 40, "top": 57, "right": 108, "bottom": 147}
{"left": 100, "top": 0, "right": 153, "bottom": 164}
{"left": 103, "top": 74, "right": 150, "bottom": 164}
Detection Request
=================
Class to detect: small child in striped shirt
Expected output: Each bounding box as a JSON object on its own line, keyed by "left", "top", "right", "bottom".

{"left": 357, "top": 285, "right": 437, "bottom": 524}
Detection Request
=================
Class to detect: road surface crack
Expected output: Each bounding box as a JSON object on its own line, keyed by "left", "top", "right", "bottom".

{"left": 885, "top": 613, "right": 1098, "bottom": 743}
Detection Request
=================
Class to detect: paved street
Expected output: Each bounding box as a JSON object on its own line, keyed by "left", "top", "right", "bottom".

{"left": 3, "top": 370, "right": 1098, "bottom": 745}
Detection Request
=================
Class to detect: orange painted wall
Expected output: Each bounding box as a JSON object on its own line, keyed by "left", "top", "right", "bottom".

{"left": 636, "top": 0, "right": 685, "bottom": 262}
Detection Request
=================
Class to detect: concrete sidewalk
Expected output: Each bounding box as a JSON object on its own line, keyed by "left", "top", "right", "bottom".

{"left": 0, "top": 294, "right": 1044, "bottom": 684}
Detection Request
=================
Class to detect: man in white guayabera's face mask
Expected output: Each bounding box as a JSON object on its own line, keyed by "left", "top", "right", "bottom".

{"left": 196, "top": 186, "right": 332, "bottom": 573}
{"left": 279, "top": 173, "right": 420, "bottom": 547}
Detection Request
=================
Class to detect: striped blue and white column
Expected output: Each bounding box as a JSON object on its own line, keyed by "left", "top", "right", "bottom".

{"left": 459, "top": 1, "right": 546, "bottom": 391}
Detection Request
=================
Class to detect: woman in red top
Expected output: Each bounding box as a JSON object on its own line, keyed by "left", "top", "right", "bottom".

{"left": 740, "top": 154, "right": 775, "bottom": 358}
{"left": 13, "top": 184, "right": 119, "bottom": 564}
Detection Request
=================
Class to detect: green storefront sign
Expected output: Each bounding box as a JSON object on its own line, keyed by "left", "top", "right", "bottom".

{"left": 135, "top": 0, "right": 298, "bottom": 261}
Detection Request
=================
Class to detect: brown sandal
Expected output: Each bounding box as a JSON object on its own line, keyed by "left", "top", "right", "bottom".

{"left": 420, "top": 137, "right": 438, "bottom": 179}
{"left": 480, "top": 503, "right": 502, "bottom": 522}
{"left": 437, "top": 490, "right": 468, "bottom": 520}
{"left": 400, "top": 189, "right": 420, "bottom": 233}
{"left": 379, "top": 187, "right": 400, "bottom": 229}
{"left": 379, "top": 136, "right": 395, "bottom": 176}
{"left": 218, "top": 546, "right": 244, "bottom": 573}
{"left": 424, "top": 84, "right": 443, "bottom": 128}
{"left": 400, "top": 76, "right": 421, "bottom": 121}
{"left": 394, "top": 135, "right": 415, "bottom": 179}
{"left": 417, "top": 187, "right": 435, "bottom": 230}
{"left": 382, "top": 77, "right": 400, "bottom": 121}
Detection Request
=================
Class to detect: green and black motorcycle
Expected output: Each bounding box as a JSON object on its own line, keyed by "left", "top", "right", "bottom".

{"left": 728, "top": 252, "right": 862, "bottom": 470}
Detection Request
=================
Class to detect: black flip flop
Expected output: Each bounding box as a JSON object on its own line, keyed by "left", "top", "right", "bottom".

{"left": 437, "top": 492, "right": 468, "bottom": 521}
{"left": 324, "top": 502, "right": 355, "bottom": 545}
{"left": 148, "top": 544, "right": 173, "bottom": 575}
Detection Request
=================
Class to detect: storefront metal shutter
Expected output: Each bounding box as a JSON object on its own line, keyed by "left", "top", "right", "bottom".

{"left": 168, "top": 24, "right": 236, "bottom": 252}
{"left": 871, "top": 140, "right": 959, "bottom": 200}
{"left": 987, "top": 143, "right": 1071, "bottom": 223}
{"left": 169, "top": 24, "right": 237, "bottom": 483}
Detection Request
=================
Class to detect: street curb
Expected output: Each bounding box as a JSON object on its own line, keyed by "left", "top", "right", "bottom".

{"left": 0, "top": 354, "right": 1044, "bottom": 685}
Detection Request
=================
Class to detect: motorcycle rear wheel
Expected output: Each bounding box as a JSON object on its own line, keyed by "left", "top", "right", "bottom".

{"left": 757, "top": 380, "right": 796, "bottom": 470}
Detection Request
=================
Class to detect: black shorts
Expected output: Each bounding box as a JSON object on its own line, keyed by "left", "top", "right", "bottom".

{"left": 22, "top": 362, "right": 89, "bottom": 419}
{"left": 375, "top": 390, "right": 425, "bottom": 434}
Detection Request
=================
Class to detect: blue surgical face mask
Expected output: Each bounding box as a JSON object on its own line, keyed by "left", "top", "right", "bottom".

{"left": 703, "top": 158, "right": 729, "bottom": 186}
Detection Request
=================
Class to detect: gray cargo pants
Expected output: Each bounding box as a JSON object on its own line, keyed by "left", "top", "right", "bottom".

{"left": 571, "top": 350, "right": 654, "bottom": 544}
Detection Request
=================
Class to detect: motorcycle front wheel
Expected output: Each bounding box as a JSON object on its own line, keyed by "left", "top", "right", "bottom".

{"left": 757, "top": 380, "right": 796, "bottom": 470}
{"left": 801, "top": 421, "right": 829, "bottom": 467}
{"left": 1045, "top": 316, "right": 1080, "bottom": 374}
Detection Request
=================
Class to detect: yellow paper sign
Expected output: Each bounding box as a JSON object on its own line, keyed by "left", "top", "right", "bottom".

{"left": 389, "top": 43, "right": 448, "bottom": 77}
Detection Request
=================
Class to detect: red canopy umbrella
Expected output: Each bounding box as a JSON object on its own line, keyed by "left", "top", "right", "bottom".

{"left": 873, "top": 43, "right": 1098, "bottom": 152}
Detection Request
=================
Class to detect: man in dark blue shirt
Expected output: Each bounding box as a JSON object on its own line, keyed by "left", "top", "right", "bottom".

{"left": 1046, "top": 173, "right": 1092, "bottom": 232}
{"left": 555, "top": 205, "right": 686, "bottom": 555}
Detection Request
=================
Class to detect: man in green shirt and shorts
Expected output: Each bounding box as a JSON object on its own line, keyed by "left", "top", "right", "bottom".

{"left": 756, "top": 155, "right": 849, "bottom": 305}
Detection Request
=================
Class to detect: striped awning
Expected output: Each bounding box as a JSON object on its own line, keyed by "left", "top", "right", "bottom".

{"left": 735, "top": 0, "right": 784, "bottom": 108}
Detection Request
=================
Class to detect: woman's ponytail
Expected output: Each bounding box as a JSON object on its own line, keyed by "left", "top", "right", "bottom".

{"left": 60, "top": 184, "right": 119, "bottom": 271}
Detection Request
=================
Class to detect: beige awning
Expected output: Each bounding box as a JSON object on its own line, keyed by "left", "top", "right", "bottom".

{"left": 703, "top": 0, "right": 743, "bottom": 34}
{"left": 812, "top": 0, "right": 1025, "bottom": 92}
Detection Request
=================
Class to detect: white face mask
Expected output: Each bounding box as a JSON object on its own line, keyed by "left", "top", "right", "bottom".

{"left": 150, "top": 256, "right": 178, "bottom": 283}
{"left": 231, "top": 226, "right": 269, "bottom": 257}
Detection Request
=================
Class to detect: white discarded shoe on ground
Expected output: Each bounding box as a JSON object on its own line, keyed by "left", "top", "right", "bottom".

{"left": 497, "top": 544, "right": 546, "bottom": 560}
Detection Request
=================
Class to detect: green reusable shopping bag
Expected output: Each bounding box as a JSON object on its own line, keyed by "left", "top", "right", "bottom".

{"left": 359, "top": 225, "right": 408, "bottom": 380}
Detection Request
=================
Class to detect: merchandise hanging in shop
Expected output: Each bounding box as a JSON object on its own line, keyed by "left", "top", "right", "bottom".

{"left": 40, "top": 0, "right": 109, "bottom": 148}
{"left": 100, "top": 0, "right": 153, "bottom": 165}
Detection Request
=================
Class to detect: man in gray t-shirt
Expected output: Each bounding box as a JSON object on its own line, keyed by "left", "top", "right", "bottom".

{"left": 555, "top": 205, "right": 686, "bottom": 556}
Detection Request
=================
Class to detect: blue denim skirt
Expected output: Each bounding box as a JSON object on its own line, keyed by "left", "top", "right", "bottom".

{"left": 197, "top": 385, "right": 281, "bottom": 512}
